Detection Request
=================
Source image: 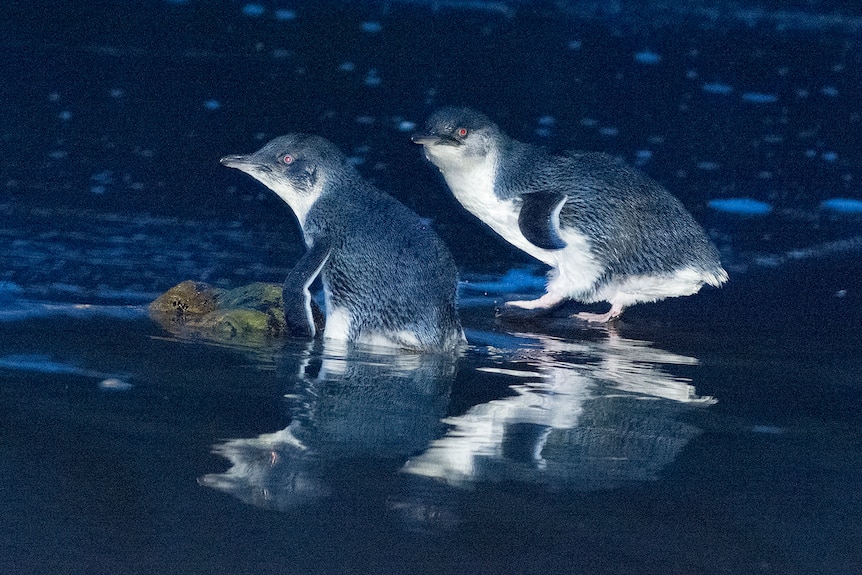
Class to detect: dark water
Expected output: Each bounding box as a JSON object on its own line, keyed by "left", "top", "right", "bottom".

{"left": 2, "top": 1, "right": 862, "bottom": 573}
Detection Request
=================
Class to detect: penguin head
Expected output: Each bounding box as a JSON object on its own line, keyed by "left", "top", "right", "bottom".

{"left": 412, "top": 107, "right": 503, "bottom": 169}
{"left": 221, "top": 134, "right": 351, "bottom": 227}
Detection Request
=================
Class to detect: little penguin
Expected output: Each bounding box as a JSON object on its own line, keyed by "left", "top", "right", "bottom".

{"left": 221, "top": 134, "right": 465, "bottom": 351}
{"left": 413, "top": 107, "right": 728, "bottom": 322}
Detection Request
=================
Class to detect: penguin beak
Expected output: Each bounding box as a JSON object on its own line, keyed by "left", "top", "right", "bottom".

{"left": 410, "top": 133, "right": 436, "bottom": 145}
{"left": 220, "top": 155, "right": 271, "bottom": 173}
{"left": 411, "top": 133, "right": 462, "bottom": 146}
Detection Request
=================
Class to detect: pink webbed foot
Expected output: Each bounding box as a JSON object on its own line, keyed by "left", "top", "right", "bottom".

{"left": 575, "top": 303, "right": 624, "bottom": 323}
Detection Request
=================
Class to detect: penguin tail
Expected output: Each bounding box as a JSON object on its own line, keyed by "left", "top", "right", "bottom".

{"left": 705, "top": 267, "right": 729, "bottom": 288}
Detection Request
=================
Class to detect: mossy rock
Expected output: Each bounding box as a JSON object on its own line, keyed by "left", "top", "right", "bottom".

{"left": 194, "top": 308, "right": 282, "bottom": 338}
{"left": 218, "top": 282, "right": 285, "bottom": 312}
{"left": 149, "top": 280, "right": 222, "bottom": 316}
{"left": 149, "top": 280, "right": 287, "bottom": 343}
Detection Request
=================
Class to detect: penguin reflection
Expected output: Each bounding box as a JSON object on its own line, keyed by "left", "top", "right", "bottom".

{"left": 402, "top": 331, "right": 715, "bottom": 490}
{"left": 199, "top": 340, "right": 456, "bottom": 511}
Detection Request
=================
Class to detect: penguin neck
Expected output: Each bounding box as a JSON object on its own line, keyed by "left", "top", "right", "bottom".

{"left": 438, "top": 146, "right": 500, "bottom": 221}
{"left": 437, "top": 137, "right": 540, "bottom": 212}
{"left": 440, "top": 139, "right": 558, "bottom": 266}
{"left": 278, "top": 177, "right": 328, "bottom": 232}
{"left": 494, "top": 139, "right": 544, "bottom": 199}
{"left": 299, "top": 173, "right": 371, "bottom": 245}
{"left": 284, "top": 166, "right": 364, "bottom": 232}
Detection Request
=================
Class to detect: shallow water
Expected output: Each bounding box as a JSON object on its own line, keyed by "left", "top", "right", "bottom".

{"left": 2, "top": 237, "right": 860, "bottom": 573}
{"left": 2, "top": 1, "right": 862, "bottom": 573}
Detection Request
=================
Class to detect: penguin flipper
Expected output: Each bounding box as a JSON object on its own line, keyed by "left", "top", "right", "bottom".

{"left": 518, "top": 192, "right": 568, "bottom": 250}
{"left": 282, "top": 238, "right": 332, "bottom": 337}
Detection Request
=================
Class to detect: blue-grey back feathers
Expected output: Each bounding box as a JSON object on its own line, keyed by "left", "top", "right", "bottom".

{"left": 531, "top": 151, "right": 723, "bottom": 279}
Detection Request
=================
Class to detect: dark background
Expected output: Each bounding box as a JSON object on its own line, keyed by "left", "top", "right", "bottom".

{"left": 3, "top": 1, "right": 861, "bottom": 265}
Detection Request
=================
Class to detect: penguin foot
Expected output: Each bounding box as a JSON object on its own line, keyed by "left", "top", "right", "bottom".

{"left": 575, "top": 311, "right": 617, "bottom": 323}
{"left": 575, "top": 303, "right": 624, "bottom": 323}
{"left": 505, "top": 292, "right": 565, "bottom": 310}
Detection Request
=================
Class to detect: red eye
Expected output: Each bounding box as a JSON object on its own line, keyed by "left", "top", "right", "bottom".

{"left": 282, "top": 154, "right": 294, "bottom": 164}
{"left": 456, "top": 127, "right": 468, "bottom": 137}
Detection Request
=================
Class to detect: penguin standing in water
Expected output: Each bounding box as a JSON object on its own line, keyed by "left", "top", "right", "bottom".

{"left": 413, "top": 107, "right": 727, "bottom": 323}
{"left": 221, "top": 134, "right": 465, "bottom": 351}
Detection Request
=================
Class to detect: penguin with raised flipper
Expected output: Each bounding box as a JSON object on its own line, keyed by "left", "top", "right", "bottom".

{"left": 413, "top": 107, "right": 727, "bottom": 322}
{"left": 221, "top": 134, "right": 465, "bottom": 350}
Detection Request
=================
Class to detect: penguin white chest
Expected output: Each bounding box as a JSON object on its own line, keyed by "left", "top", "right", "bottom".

{"left": 431, "top": 148, "right": 603, "bottom": 298}
{"left": 257, "top": 175, "right": 326, "bottom": 230}
{"left": 438, "top": 155, "right": 554, "bottom": 266}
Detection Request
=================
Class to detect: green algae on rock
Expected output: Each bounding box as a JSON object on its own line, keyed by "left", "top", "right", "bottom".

{"left": 150, "top": 280, "right": 221, "bottom": 316}
{"left": 149, "top": 281, "right": 288, "bottom": 342}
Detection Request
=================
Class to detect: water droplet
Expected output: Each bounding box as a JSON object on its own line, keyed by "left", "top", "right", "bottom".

{"left": 634, "top": 51, "right": 662, "bottom": 65}
{"left": 702, "top": 82, "right": 733, "bottom": 95}
{"left": 242, "top": 4, "right": 265, "bottom": 17}
{"left": 741, "top": 92, "right": 778, "bottom": 104}
{"left": 99, "top": 378, "right": 133, "bottom": 391}
{"left": 708, "top": 198, "right": 773, "bottom": 215}
{"left": 274, "top": 9, "right": 296, "bottom": 21}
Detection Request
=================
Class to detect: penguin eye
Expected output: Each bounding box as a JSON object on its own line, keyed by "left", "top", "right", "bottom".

{"left": 282, "top": 154, "right": 294, "bottom": 164}
{"left": 456, "top": 127, "right": 468, "bottom": 137}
